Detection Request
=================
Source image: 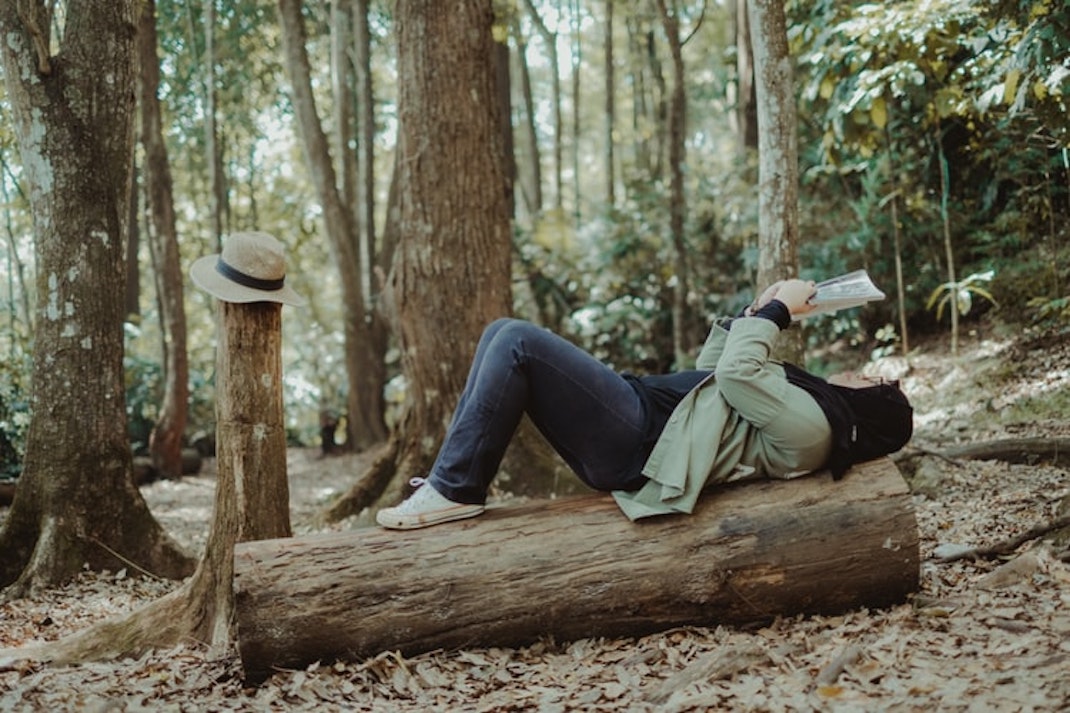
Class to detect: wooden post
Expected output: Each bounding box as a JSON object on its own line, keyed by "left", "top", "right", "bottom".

{"left": 233, "top": 457, "right": 919, "bottom": 682}
{"left": 148, "top": 299, "right": 297, "bottom": 652}
{"left": 214, "top": 301, "right": 292, "bottom": 542}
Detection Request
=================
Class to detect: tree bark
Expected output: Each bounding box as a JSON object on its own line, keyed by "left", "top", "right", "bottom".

{"left": 604, "top": 0, "right": 616, "bottom": 207}
{"left": 513, "top": 17, "right": 543, "bottom": 216}
{"left": 654, "top": 0, "right": 692, "bottom": 370}
{"left": 0, "top": 0, "right": 194, "bottom": 594}
{"left": 277, "top": 0, "right": 388, "bottom": 450}
{"left": 735, "top": 0, "right": 758, "bottom": 150}
{"left": 140, "top": 0, "right": 192, "bottom": 481}
{"left": 0, "top": 300, "right": 296, "bottom": 665}
{"left": 343, "top": 0, "right": 512, "bottom": 513}
{"left": 747, "top": 0, "right": 801, "bottom": 361}
{"left": 203, "top": 0, "right": 226, "bottom": 248}
{"left": 234, "top": 458, "right": 919, "bottom": 682}
{"left": 522, "top": 0, "right": 563, "bottom": 210}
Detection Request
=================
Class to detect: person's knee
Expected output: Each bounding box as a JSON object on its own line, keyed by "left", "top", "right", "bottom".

{"left": 485, "top": 317, "right": 537, "bottom": 344}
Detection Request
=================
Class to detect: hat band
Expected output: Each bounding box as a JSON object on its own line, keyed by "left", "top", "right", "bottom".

{"left": 216, "top": 258, "right": 285, "bottom": 292}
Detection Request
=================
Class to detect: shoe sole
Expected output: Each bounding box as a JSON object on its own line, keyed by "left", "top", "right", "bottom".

{"left": 377, "top": 505, "right": 485, "bottom": 530}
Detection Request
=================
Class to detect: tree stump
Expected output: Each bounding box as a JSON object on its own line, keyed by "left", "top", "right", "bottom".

{"left": 233, "top": 457, "right": 918, "bottom": 682}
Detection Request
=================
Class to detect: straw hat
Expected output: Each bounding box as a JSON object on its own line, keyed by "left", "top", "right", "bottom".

{"left": 190, "top": 231, "right": 306, "bottom": 306}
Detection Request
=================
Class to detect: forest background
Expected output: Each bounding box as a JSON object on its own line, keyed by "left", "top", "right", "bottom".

{"left": 0, "top": 0, "right": 1068, "bottom": 509}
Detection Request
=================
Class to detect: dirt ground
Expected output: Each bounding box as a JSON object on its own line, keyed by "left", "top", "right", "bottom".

{"left": 1, "top": 325, "right": 1069, "bottom": 711}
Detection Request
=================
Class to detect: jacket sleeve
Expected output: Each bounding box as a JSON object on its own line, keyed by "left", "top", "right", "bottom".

{"left": 694, "top": 317, "right": 734, "bottom": 370}
{"left": 712, "top": 317, "right": 791, "bottom": 428}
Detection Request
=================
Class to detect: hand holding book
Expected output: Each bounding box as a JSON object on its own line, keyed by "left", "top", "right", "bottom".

{"left": 796, "top": 269, "right": 886, "bottom": 320}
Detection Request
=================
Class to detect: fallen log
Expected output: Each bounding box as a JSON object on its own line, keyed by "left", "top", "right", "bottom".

{"left": 233, "top": 457, "right": 918, "bottom": 682}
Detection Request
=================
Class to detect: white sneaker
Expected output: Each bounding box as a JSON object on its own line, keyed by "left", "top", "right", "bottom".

{"left": 376, "top": 478, "right": 485, "bottom": 530}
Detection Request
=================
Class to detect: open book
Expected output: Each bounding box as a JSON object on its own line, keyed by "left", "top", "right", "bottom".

{"left": 794, "top": 269, "right": 886, "bottom": 320}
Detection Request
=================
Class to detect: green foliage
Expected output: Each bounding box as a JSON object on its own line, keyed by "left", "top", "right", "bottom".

{"left": 1027, "top": 295, "right": 1070, "bottom": 326}
{"left": 926, "top": 270, "right": 998, "bottom": 321}
{"left": 123, "top": 324, "right": 218, "bottom": 455}
{"left": 123, "top": 346, "right": 163, "bottom": 456}
{"left": 0, "top": 345, "right": 30, "bottom": 481}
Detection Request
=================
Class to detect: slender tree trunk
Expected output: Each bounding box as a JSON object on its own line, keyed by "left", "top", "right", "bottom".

{"left": 884, "top": 125, "right": 909, "bottom": 353}
{"left": 277, "top": 0, "right": 388, "bottom": 449}
{"left": 747, "top": 0, "right": 801, "bottom": 361}
{"left": 125, "top": 161, "right": 141, "bottom": 321}
{"left": 647, "top": 28, "right": 668, "bottom": 181}
{"left": 140, "top": 0, "right": 191, "bottom": 481}
{"left": 570, "top": 0, "right": 582, "bottom": 223}
{"left": 523, "top": 0, "right": 564, "bottom": 210}
{"left": 513, "top": 17, "right": 543, "bottom": 215}
{"left": 936, "top": 125, "right": 959, "bottom": 355}
{"left": 626, "top": 16, "right": 653, "bottom": 178}
{"left": 355, "top": 0, "right": 377, "bottom": 308}
{"left": 735, "top": 0, "right": 758, "bottom": 150}
{"left": 332, "top": 0, "right": 358, "bottom": 213}
{"left": 655, "top": 0, "right": 692, "bottom": 370}
{"left": 0, "top": 0, "right": 194, "bottom": 595}
{"left": 353, "top": 0, "right": 392, "bottom": 451}
{"left": 604, "top": 0, "right": 616, "bottom": 207}
{"left": 348, "top": 0, "right": 512, "bottom": 515}
{"left": 203, "top": 0, "right": 225, "bottom": 250}
{"left": 0, "top": 159, "right": 32, "bottom": 329}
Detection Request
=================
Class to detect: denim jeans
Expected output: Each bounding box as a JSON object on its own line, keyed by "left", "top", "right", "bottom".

{"left": 428, "top": 318, "right": 650, "bottom": 504}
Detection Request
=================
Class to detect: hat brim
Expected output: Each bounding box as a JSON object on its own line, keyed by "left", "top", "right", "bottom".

{"left": 189, "top": 255, "right": 307, "bottom": 307}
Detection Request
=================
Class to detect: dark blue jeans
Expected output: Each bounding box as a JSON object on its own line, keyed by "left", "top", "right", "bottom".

{"left": 428, "top": 318, "right": 650, "bottom": 504}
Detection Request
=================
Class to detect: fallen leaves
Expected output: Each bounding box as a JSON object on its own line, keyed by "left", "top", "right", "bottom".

{"left": 2, "top": 344, "right": 1070, "bottom": 710}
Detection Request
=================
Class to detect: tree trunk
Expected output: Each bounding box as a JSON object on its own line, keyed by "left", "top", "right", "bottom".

{"left": 125, "top": 160, "right": 141, "bottom": 321}
{"left": 735, "top": 0, "right": 759, "bottom": 150}
{"left": 523, "top": 0, "right": 564, "bottom": 210}
{"left": 234, "top": 458, "right": 919, "bottom": 682}
{"left": 355, "top": 0, "right": 378, "bottom": 307}
{"left": 513, "top": 17, "right": 543, "bottom": 216}
{"left": 6, "top": 300, "right": 297, "bottom": 665}
{"left": 203, "top": 0, "right": 225, "bottom": 249}
{"left": 276, "top": 0, "right": 388, "bottom": 449}
{"left": 140, "top": 0, "right": 192, "bottom": 481}
{"left": 0, "top": 0, "right": 194, "bottom": 594}
{"left": 381, "top": 0, "right": 513, "bottom": 496}
{"left": 604, "top": 0, "right": 616, "bottom": 207}
{"left": 747, "top": 0, "right": 801, "bottom": 361}
{"left": 654, "top": 0, "right": 692, "bottom": 370}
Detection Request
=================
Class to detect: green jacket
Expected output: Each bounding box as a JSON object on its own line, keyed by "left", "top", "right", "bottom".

{"left": 612, "top": 316, "right": 832, "bottom": 520}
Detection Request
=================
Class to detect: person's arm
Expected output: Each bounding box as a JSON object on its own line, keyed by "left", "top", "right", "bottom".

{"left": 697, "top": 280, "right": 814, "bottom": 370}
{"left": 713, "top": 280, "right": 816, "bottom": 427}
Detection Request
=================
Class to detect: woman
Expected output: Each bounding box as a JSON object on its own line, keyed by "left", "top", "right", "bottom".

{"left": 377, "top": 279, "right": 913, "bottom": 529}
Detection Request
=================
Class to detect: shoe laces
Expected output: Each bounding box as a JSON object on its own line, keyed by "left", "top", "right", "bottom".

{"left": 393, "top": 477, "right": 436, "bottom": 513}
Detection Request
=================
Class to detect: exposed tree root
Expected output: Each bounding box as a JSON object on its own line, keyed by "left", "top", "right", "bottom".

{"left": 321, "top": 439, "right": 399, "bottom": 523}
{"left": 900, "top": 437, "right": 1070, "bottom": 467}
{"left": 936, "top": 513, "right": 1070, "bottom": 563}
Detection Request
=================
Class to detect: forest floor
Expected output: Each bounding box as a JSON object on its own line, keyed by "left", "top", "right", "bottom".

{"left": 1, "top": 321, "right": 1070, "bottom": 712}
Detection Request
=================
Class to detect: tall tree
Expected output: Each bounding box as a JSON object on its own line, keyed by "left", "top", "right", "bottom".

{"left": 354, "top": 0, "right": 379, "bottom": 310}
{"left": 512, "top": 16, "right": 543, "bottom": 216}
{"left": 747, "top": 0, "right": 801, "bottom": 357}
{"left": 0, "top": 0, "right": 193, "bottom": 594}
{"left": 654, "top": 0, "right": 693, "bottom": 369}
{"left": 389, "top": 0, "right": 512, "bottom": 487}
{"left": 734, "top": 0, "right": 758, "bottom": 150}
{"left": 522, "top": 0, "right": 564, "bottom": 211}
{"left": 277, "top": 0, "right": 388, "bottom": 449}
{"left": 326, "top": 0, "right": 513, "bottom": 518}
{"left": 604, "top": 0, "right": 617, "bottom": 207}
{"left": 140, "top": 0, "right": 191, "bottom": 481}
{"left": 203, "top": 0, "right": 226, "bottom": 248}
